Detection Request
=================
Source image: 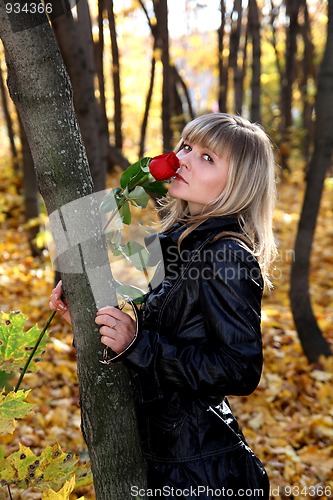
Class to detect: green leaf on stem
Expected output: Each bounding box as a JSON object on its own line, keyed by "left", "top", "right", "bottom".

{"left": 106, "top": 230, "right": 122, "bottom": 256}
{"left": 116, "top": 285, "right": 146, "bottom": 305}
{"left": 99, "top": 187, "right": 122, "bottom": 214}
{"left": 0, "top": 312, "right": 47, "bottom": 374}
{"left": 139, "top": 157, "right": 151, "bottom": 173}
{"left": 120, "top": 241, "right": 149, "bottom": 271}
{"left": 127, "top": 186, "right": 150, "bottom": 208}
{"left": 143, "top": 181, "right": 168, "bottom": 196}
{"left": 120, "top": 158, "right": 150, "bottom": 189}
{"left": 119, "top": 200, "right": 131, "bottom": 225}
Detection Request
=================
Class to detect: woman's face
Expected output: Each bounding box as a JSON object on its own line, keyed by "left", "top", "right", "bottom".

{"left": 169, "top": 142, "right": 230, "bottom": 215}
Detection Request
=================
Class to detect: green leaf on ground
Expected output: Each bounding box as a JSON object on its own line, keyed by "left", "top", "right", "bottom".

{"left": 0, "top": 443, "right": 91, "bottom": 491}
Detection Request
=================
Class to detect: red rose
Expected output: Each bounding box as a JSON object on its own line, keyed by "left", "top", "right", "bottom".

{"left": 149, "top": 152, "right": 180, "bottom": 181}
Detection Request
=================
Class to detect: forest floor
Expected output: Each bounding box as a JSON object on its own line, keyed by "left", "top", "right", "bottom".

{"left": 0, "top": 155, "right": 332, "bottom": 499}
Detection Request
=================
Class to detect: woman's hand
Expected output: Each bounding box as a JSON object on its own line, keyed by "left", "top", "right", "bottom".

{"left": 49, "top": 280, "right": 72, "bottom": 325}
{"left": 95, "top": 306, "right": 136, "bottom": 354}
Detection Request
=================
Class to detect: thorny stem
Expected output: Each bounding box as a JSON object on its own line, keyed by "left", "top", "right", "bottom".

{"left": 14, "top": 311, "right": 57, "bottom": 393}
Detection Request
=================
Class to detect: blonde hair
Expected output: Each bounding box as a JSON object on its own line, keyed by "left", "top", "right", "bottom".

{"left": 159, "top": 113, "right": 277, "bottom": 289}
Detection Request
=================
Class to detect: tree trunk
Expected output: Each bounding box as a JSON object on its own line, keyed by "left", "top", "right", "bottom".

{"left": 77, "top": 0, "right": 109, "bottom": 186}
{"left": 106, "top": 0, "right": 123, "bottom": 151}
{"left": 51, "top": 0, "right": 107, "bottom": 192}
{"left": 269, "top": 0, "right": 284, "bottom": 92}
{"left": 173, "top": 65, "right": 195, "bottom": 121}
{"left": 18, "top": 116, "right": 41, "bottom": 256}
{"left": 300, "top": 0, "right": 316, "bottom": 163}
{"left": 248, "top": 0, "right": 261, "bottom": 123}
{"left": 0, "top": 5, "right": 147, "bottom": 499}
{"left": 139, "top": 46, "right": 157, "bottom": 158}
{"left": 0, "top": 58, "right": 19, "bottom": 172}
{"left": 154, "top": 0, "right": 173, "bottom": 152}
{"left": 95, "top": 0, "right": 111, "bottom": 172}
{"left": 281, "top": 0, "right": 300, "bottom": 133}
{"left": 269, "top": 0, "right": 290, "bottom": 171}
{"left": 228, "top": 0, "right": 243, "bottom": 114}
{"left": 290, "top": 0, "right": 333, "bottom": 364}
{"left": 218, "top": 0, "right": 227, "bottom": 112}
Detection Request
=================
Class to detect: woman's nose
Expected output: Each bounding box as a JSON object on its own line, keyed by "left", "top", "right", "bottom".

{"left": 178, "top": 155, "right": 190, "bottom": 170}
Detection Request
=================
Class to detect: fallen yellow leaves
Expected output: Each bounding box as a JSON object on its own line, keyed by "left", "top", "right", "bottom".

{"left": 42, "top": 477, "right": 87, "bottom": 500}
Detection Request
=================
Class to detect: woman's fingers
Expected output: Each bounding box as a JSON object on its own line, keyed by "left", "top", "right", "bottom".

{"left": 49, "top": 280, "right": 72, "bottom": 325}
{"left": 95, "top": 306, "right": 136, "bottom": 354}
{"left": 50, "top": 280, "right": 67, "bottom": 310}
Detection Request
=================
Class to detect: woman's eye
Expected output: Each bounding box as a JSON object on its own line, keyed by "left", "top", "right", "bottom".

{"left": 183, "top": 144, "right": 192, "bottom": 152}
{"left": 203, "top": 154, "right": 213, "bottom": 162}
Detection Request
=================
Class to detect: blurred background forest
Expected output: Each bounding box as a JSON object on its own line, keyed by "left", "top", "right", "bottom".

{"left": 0, "top": 0, "right": 333, "bottom": 498}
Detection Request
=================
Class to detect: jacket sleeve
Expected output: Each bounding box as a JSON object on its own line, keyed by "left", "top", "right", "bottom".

{"left": 122, "top": 242, "right": 264, "bottom": 403}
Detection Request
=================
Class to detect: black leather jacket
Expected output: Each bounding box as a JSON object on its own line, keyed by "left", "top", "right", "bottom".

{"left": 123, "top": 216, "right": 269, "bottom": 497}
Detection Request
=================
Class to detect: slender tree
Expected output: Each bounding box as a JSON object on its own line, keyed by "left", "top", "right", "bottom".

{"left": 228, "top": 0, "right": 243, "bottom": 113}
{"left": 153, "top": 0, "right": 173, "bottom": 152}
{"left": 139, "top": 0, "right": 191, "bottom": 153}
{"left": 248, "top": 0, "right": 261, "bottom": 122}
{"left": 18, "top": 117, "right": 41, "bottom": 256}
{"left": 0, "top": 56, "right": 19, "bottom": 171}
{"left": 299, "top": 0, "right": 316, "bottom": 162}
{"left": 106, "top": 0, "right": 123, "bottom": 151}
{"left": 282, "top": 0, "right": 301, "bottom": 131}
{"left": 139, "top": 40, "right": 157, "bottom": 158}
{"left": 95, "top": 0, "right": 110, "bottom": 169}
{"left": 218, "top": 0, "right": 228, "bottom": 112}
{"left": 0, "top": 4, "right": 146, "bottom": 499}
{"left": 290, "top": 0, "right": 333, "bottom": 363}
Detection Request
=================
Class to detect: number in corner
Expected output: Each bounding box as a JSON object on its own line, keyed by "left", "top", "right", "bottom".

{"left": 5, "top": 3, "right": 53, "bottom": 15}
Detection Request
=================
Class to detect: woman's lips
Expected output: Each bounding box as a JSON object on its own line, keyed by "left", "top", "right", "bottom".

{"left": 174, "top": 173, "right": 188, "bottom": 183}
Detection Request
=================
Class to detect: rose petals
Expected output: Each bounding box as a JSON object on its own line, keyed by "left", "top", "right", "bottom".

{"left": 149, "top": 152, "right": 180, "bottom": 181}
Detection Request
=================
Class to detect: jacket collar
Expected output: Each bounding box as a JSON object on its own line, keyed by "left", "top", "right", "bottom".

{"left": 159, "top": 216, "right": 242, "bottom": 251}
{"left": 144, "top": 216, "right": 242, "bottom": 266}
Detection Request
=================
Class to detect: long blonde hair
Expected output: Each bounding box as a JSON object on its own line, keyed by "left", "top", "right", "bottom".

{"left": 159, "top": 113, "right": 277, "bottom": 289}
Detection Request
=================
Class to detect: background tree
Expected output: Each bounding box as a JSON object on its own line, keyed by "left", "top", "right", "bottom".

{"left": 248, "top": 0, "right": 261, "bottom": 122}
{"left": 0, "top": 58, "right": 19, "bottom": 172}
{"left": 51, "top": 0, "right": 107, "bottom": 192}
{"left": 106, "top": 0, "right": 123, "bottom": 151}
{"left": 218, "top": 0, "right": 228, "bottom": 112}
{"left": 290, "top": 0, "right": 333, "bottom": 363}
{"left": 18, "top": 117, "right": 41, "bottom": 256}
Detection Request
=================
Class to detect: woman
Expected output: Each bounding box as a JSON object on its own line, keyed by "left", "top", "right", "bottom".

{"left": 50, "top": 113, "right": 276, "bottom": 498}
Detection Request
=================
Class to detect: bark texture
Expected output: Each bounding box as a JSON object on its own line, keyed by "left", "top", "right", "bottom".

{"left": 0, "top": 5, "right": 146, "bottom": 498}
